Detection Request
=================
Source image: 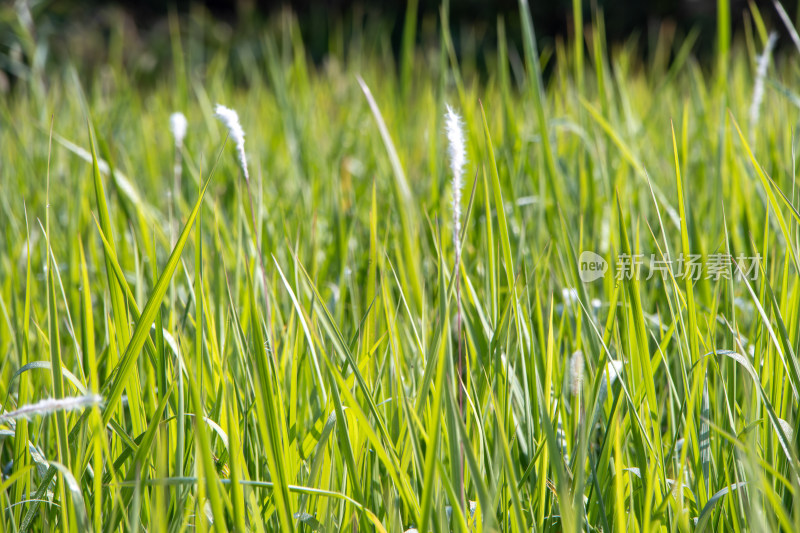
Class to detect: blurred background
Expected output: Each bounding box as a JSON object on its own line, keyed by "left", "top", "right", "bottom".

{"left": 1, "top": 0, "right": 797, "bottom": 91}
{"left": 36, "top": 0, "right": 759, "bottom": 41}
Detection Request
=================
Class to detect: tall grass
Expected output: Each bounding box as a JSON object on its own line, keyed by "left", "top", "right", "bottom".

{"left": 2, "top": 1, "right": 800, "bottom": 531}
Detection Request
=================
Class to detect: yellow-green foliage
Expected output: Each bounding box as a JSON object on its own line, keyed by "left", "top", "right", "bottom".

{"left": 1, "top": 1, "right": 800, "bottom": 531}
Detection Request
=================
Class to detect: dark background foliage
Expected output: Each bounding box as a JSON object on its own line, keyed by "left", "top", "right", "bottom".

{"left": 34, "top": 0, "right": 783, "bottom": 57}
{"left": 2, "top": 0, "right": 796, "bottom": 91}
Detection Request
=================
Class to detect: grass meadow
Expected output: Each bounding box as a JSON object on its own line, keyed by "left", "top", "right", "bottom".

{"left": 2, "top": 0, "right": 800, "bottom": 531}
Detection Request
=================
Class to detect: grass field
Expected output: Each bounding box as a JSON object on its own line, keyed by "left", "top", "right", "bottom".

{"left": 3, "top": 0, "right": 800, "bottom": 531}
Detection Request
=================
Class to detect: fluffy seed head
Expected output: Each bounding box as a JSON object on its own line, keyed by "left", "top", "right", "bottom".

{"left": 169, "top": 112, "right": 187, "bottom": 148}
{"left": 0, "top": 394, "right": 103, "bottom": 423}
{"left": 570, "top": 350, "right": 584, "bottom": 397}
{"left": 750, "top": 32, "right": 778, "bottom": 132}
{"left": 445, "top": 104, "right": 466, "bottom": 258}
{"left": 598, "top": 360, "right": 624, "bottom": 404}
{"left": 562, "top": 287, "right": 579, "bottom": 306}
{"left": 214, "top": 103, "right": 249, "bottom": 181}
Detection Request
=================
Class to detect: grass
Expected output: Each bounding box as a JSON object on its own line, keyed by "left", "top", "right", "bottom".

{"left": 2, "top": 0, "right": 800, "bottom": 531}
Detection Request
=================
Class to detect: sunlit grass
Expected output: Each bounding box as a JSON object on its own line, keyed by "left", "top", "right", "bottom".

{"left": 2, "top": 1, "right": 800, "bottom": 531}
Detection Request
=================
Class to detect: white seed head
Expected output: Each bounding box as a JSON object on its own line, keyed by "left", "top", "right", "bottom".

{"left": 750, "top": 32, "right": 778, "bottom": 131}
{"left": 214, "top": 103, "right": 249, "bottom": 181}
{"left": 562, "top": 287, "right": 579, "bottom": 306}
{"left": 445, "top": 104, "right": 466, "bottom": 258}
{"left": 570, "top": 350, "right": 584, "bottom": 397}
{"left": 598, "top": 359, "right": 623, "bottom": 404}
{"left": 0, "top": 394, "right": 103, "bottom": 423}
{"left": 169, "top": 112, "right": 187, "bottom": 148}
{"left": 605, "top": 360, "right": 623, "bottom": 383}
